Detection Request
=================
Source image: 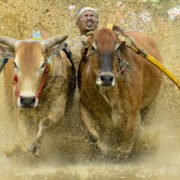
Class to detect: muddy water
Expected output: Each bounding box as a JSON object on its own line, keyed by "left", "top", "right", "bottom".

{"left": 0, "top": 0, "right": 180, "bottom": 180}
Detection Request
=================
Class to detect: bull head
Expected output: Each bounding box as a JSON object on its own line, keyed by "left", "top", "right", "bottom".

{"left": 81, "top": 28, "right": 127, "bottom": 87}
{"left": 0, "top": 35, "right": 68, "bottom": 108}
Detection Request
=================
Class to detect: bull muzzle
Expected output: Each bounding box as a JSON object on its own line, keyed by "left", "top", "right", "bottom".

{"left": 18, "top": 96, "right": 38, "bottom": 108}
{"left": 96, "top": 72, "right": 115, "bottom": 87}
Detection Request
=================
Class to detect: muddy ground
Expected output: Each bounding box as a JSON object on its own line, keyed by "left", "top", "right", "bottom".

{"left": 0, "top": 0, "right": 179, "bottom": 179}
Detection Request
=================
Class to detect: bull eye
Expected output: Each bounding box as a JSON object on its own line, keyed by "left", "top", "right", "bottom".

{"left": 13, "top": 61, "right": 18, "bottom": 69}
{"left": 40, "top": 62, "right": 46, "bottom": 69}
{"left": 92, "top": 46, "right": 96, "bottom": 51}
{"left": 91, "top": 41, "right": 97, "bottom": 51}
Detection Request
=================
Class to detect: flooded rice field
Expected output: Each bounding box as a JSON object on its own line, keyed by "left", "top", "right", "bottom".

{"left": 0, "top": 0, "right": 179, "bottom": 179}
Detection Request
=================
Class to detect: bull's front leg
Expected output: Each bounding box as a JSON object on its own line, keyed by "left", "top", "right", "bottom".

{"left": 80, "top": 103, "right": 110, "bottom": 154}
{"left": 27, "top": 95, "right": 66, "bottom": 156}
{"left": 27, "top": 118, "right": 52, "bottom": 156}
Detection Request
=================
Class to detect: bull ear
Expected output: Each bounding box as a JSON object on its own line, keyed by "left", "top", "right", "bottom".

{"left": 115, "top": 33, "right": 126, "bottom": 52}
{"left": 0, "top": 44, "right": 15, "bottom": 57}
{"left": 118, "top": 34, "right": 126, "bottom": 43}
{"left": 45, "top": 44, "right": 61, "bottom": 57}
{"left": 91, "top": 41, "right": 97, "bottom": 51}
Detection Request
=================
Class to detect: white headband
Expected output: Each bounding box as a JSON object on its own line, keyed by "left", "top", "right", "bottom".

{"left": 76, "top": 7, "right": 98, "bottom": 22}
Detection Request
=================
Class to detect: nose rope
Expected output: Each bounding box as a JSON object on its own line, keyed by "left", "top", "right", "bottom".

{"left": 114, "top": 66, "right": 126, "bottom": 78}
{"left": 35, "top": 64, "right": 49, "bottom": 98}
{"left": 12, "top": 64, "right": 49, "bottom": 98}
{"left": 13, "top": 75, "right": 20, "bottom": 97}
{"left": 114, "top": 57, "right": 131, "bottom": 79}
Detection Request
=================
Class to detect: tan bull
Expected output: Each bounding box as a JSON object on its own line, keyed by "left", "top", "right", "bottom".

{"left": 0, "top": 32, "right": 76, "bottom": 156}
{"left": 78, "top": 27, "right": 162, "bottom": 160}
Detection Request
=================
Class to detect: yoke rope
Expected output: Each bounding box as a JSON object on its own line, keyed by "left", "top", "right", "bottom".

{"left": 124, "top": 35, "right": 180, "bottom": 89}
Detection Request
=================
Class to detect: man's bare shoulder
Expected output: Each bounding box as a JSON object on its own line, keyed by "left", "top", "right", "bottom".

{"left": 66, "top": 36, "right": 83, "bottom": 46}
{"left": 65, "top": 36, "right": 85, "bottom": 63}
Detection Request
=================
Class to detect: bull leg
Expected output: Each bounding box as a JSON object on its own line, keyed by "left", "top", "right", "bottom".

{"left": 27, "top": 95, "right": 66, "bottom": 156}
{"left": 141, "top": 99, "right": 157, "bottom": 124}
{"left": 80, "top": 103, "right": 109, "bottom": 153}
{"left": 27, "top": 118, "right": 52, "bottom": 156}
{"left": 113, "top": 112, "right": 142, "bottom": 159}
{"left": 121, "top": 112, "right": 141, "bottom": 153}
{"left": 139, "top": 100, "right": 159, "bottom": 152}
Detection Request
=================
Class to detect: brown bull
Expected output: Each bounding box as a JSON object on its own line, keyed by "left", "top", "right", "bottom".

{"left": 78, "top": 27, "right": 162, "bottom": 159}
{"left": 0, "top": 32, "right": 76, "bottom": 156}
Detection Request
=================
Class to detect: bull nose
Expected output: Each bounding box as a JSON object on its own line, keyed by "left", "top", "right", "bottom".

{"left": 100, "top": 73, "right": 114, "bottom": 86}
{"left": 20, "top": 96, "right": 36, "bottom": 108}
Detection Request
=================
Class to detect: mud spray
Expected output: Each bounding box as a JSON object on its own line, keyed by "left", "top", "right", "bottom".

{"left": 0, "top": 0, "right": 179, "bottom": 179}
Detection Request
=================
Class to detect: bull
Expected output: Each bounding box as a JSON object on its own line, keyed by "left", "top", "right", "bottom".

{"left": 78, "top": 27, "right": 162, "bottom": 159}
{"left": 0, "top": 32, "right": 76, "bottom": 156}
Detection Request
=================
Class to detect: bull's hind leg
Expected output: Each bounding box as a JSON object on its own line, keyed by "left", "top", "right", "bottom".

{"left": 140, "top": 99, "right": 157, "bottom": 125}
{"left": 138, "top": 99, "right": 159, "bottom": 154}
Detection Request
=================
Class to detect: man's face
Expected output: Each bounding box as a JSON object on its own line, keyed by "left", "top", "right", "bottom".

{"left": 77, "top": 10, "right": 98, "bottom": 34}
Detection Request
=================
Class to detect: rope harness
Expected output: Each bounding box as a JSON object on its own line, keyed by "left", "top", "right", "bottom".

{"left": 81, "top": 45, "right": 131, "bottom": 82}
{"left": 11, "top": 31, "right": 52, "bottom": 98}
{"left": 2, "top": 30, "right": 76, "bottom": 99}
{"left": 13, "top": 64, "right": 49, "bottom": 98}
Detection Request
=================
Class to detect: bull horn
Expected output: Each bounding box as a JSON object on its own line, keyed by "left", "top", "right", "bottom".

{"left": 41, "top": 35, "right": 68, "bottom": 50}
{"left": 0, "top": 36, "right": 17, "bottom": 49}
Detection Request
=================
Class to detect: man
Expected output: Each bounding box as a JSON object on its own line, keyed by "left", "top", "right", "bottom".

{"left": 66, "top": 7, "right": 99, "bottom": 69}
{"left": 76, "top": 7, "right": 99, "bottom": 35}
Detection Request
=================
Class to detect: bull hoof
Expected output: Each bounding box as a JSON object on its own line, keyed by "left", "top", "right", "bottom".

{"left": 27, "top": 143, "right": 40, "bottom": 157}
{"left": 3, "top": 144, "right": 22, "bottom": 157}
{"left": 90, "top": 135, "right": 97, "bottom": 143}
